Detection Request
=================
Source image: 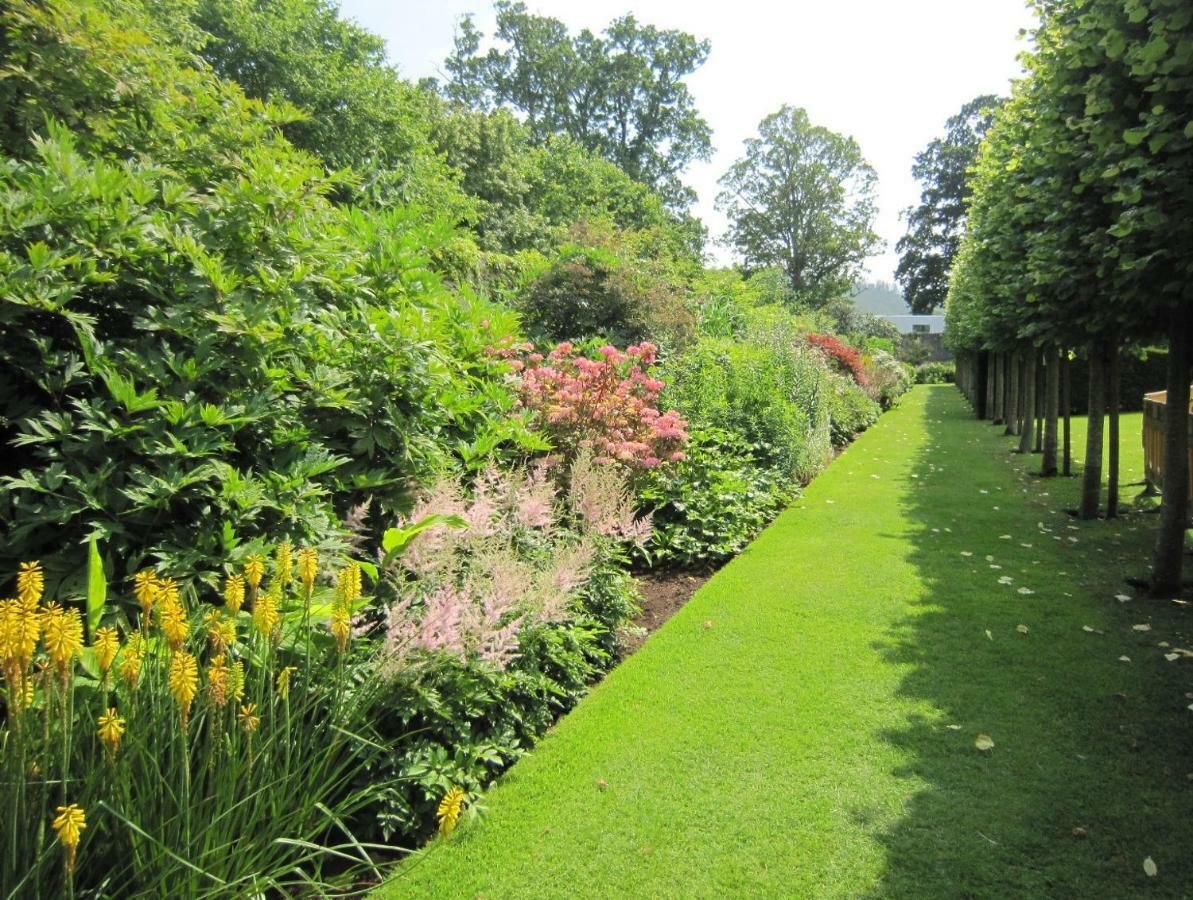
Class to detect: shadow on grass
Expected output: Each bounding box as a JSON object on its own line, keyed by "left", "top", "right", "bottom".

{"left": 867, "top": 387, "right": 1193, "bottom": 898}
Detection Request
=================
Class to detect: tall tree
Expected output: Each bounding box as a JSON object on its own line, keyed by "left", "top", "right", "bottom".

{"left": 895, "top": 95, "right": 1001, "bottom": 314}
{"left": 716, "top": 105, "right": 880, "bottom": 308}
{"left": 445, "top": 2, "right": 712, "bottom": 206}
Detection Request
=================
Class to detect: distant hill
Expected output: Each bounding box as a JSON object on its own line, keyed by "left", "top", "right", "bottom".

{"left": 851, "top": 280, "right": 910, "bottom": 316}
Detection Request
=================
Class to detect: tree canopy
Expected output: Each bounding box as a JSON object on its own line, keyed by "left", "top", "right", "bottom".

{"left": 895, "top": 94, "right": 1001, "bottom": 314}
{"left": 445, "top": 1, "right": 712, "bottom": 207}
{"left": 716, "top": 105, "right": 880, "bottom": 308}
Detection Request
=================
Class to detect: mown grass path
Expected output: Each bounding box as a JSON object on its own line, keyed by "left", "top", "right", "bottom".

{"left": 386, "top": 386, "right": 1193, "bottom": 898}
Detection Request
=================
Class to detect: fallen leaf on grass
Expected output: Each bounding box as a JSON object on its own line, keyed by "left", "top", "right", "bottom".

{"left": 1115, "top": 593, "right": 1132, "bottom": 602}
{"left": 1119, "top": 656, "right": 1131, "bottom": 663}
{"left": 1017, "top": 587, "right": 1034, "bottom": 595}
{"left": 985, "top": 629, "right": 993, "bottom": 641}
{"left": 1082, "top": 626, "right": 1105, "bottom": 635}
{"left": 1072, "top": 826, "right": 1088, "bottom": 839}
{"left": 702, "top": 620, "right": 713, "bottom": 630}
{"left": 596, "top": 779, "right": 609, "bottom": 791}
{"left": 975, "top": 734, "right": 995, "bottom": 752}
{"left": 960, "top": 551, "right": 973, "bottom": 557}
{"left": 1143, "top": 857, "right": 1158, "bottom": 877}
{"left": 998, "top": 576, "right": 1013, "bottom": 585}
{"left": 1016, "top": 624, "right": 1029, "bottom": 634}
{"left": 946, "top": 724, "right": 962, "bottom": 731}
{"left": 1132, "top": 624, "right": 1152, "bottom": 632}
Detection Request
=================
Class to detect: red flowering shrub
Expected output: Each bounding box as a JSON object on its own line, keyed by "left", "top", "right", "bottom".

{"left": 497, "top": 341, "right": 688, "bottom": 468}
{"left": 806, "top": 333, "right": 869, "bottom": 387}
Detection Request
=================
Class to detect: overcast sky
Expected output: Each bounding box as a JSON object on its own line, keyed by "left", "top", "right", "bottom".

{"left": 337, "top": 0, "right": 1035, "bottom": 285}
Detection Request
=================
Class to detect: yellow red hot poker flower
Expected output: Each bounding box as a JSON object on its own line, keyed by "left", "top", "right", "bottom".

{"left": 97, "top": 708, "right": 125, "bottom": 760}
{"left": 169, "top": 650, "right": 199, "bottom": 727}
{"left": 132, "top": 569, "right": 159, "bottom": 620}
{"left": 297, "top": 548, "right": 317, "bottom": 597}
{"left": 244, "top": 555, "right": 265, "bottom": 592}
{"left": 17, "top": 560, "right": 44, "bottom": 606}
{"left": 52, "top": 804, "right": 86, "bottom": 874}
{"left": 275, "top": 541, "right": 293, "bottom": 590}
{"left": 93, "top": 626, "right": 120, "bottom": 680}
{"left": 42, "top": 603, "right": 83, "bottom": 682}
{"left": 223, "top": 573, "right": 246, "bottom": 614}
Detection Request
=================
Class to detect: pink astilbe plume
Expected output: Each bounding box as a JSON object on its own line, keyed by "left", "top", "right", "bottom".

{"left": 568, "top": 449, "right": 653, "bottom": 547}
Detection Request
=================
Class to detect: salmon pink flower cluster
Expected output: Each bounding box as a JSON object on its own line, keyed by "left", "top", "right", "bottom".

{"left": 507, "top": 341, "right": 688, "bottom": 468}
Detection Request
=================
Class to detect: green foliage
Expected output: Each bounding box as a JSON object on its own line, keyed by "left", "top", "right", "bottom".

{"left": 915, "top": 361, "right": 956, "bottom": 384}
{"left": 896, "top": 95, "right": 1001, "bottom": 314}
{"left": 516, "top": 224, "right": 695, "bottom": 348}
{"left": 661, "top": 337, "right": 832, "bottom": 484}
{"left": 445, "top": 2, "right": 712, "bottom": 206}
{"left": 636, "top": 427, "right": 794, "bottom": 565}
{"left": 827, "top": 378, "right": 880, "bottom": 448}
{"left": 717, "top": 106, "right": 880, "bottom": 308}
{"left": 0, "top": 0, "right": 527, "bottom": 584}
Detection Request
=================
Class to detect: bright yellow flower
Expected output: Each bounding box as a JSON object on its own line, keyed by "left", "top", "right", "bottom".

{"left": 169, "top": 650, "right": 199, "bottom": 726}
{"left": 93, "top": 626, "right": 120, "bottom": 675}
{"left": 437, "top": 787, "right": 467, "bottom": 837}
{"left": 17, "top": 561, "right": 44, "bottom": 606}
{"left": 252, "top": 592, "right": 280, "bottom": 640}
{"left": 160, "top": 599, "right": 189, "bottom": 651}
{"left": 276, "top": 665, "right": 297, "bottom": 700}
{"left": 296, "top": 548, "right": 318, "bottom": 593}
{"left": 42, "top": 603, "right": 83, "bottom": 679}
{"left": 207, "top": 653, "right": 230, "bottom": 708}
{"left": 0, "top": 597, "right": 39, "bottom": 668}
{"left": 228, "top": 660, "right": 246, "bottom": 702}
{"left": 244, "top": 555, "right": 265, "bottom": 590}
{"left": 223, "top": 573, "right": 246, "bottom": 614}
{"left": 97, "top": 708, "right": 125, "bottom": 758}
{"left": 52, "top": 804, "right": 86, "bottom": 873}
{"left": 119, "top": 646, "right": 143, "bottom": 691}
{"left": 330, "top": 604, "right": 351, "bottom": 654}
{"left": 132, "top": 569, "right": 159, "bottom": 617}
{"left": 205, "top": 610, "right": 236, "bottom": 653}
{"left": 275, "top": 541, "right": 293, "bottom": 590}
{"left": 238, "top": 703, "right": 260, "bottom": 734}
{"left": 336, "top": 563, "right": 362, "bottom": 605}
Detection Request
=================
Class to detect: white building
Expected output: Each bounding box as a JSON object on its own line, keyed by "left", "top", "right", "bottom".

{"left": 881, "top": 315, "right": 945, "bottom": 335}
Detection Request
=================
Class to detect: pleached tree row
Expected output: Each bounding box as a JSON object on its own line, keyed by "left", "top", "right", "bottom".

{"left": 945, "top": 0, "right": 1193, "bottom": 595}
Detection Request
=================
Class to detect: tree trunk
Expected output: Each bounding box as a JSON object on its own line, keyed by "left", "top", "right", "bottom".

{"left": 1062, "top": 352, "right": 1072, "bottom": 476}
{"left": 986, "top": 352, "right": 996, "bottom": 421}
{"left": 1150, "top": 311, "right": 1191, "bottom": 597}
{"left": 1034, "top": 360, "right": 1044, "bottom": 452}
{"left": 1018, "top": 353, "right": 1037, "bottom": 455}
{"left": 1042, "top": 348, "right": 1060, "bottom": 476}
{"left": 992, "top": 353, "right": 1004, "bottom": 425}
{"left": 1080, "top": 348, "right": 1106, "bottom": 519}
{"left": 1107, "top": 339, "right": 1121, "bottom": 518}
{"left": 1005, "top": 351, "right": 1020, "bottom": 435}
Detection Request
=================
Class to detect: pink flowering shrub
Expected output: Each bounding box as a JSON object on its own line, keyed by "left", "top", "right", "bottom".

{"left": 381, "top": 452, "right": 650, "bottom": 672}
{"left": 498, "top": 340, "right": 689, "bottom": 468}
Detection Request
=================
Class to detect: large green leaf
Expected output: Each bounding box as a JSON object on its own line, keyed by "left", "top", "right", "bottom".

{"left": 86, "top": 533, "right": 107, "bottom": 638}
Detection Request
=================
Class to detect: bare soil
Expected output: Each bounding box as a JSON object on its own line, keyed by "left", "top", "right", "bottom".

{"left": 619, "top": 566, "right": 716, "bottom": 656}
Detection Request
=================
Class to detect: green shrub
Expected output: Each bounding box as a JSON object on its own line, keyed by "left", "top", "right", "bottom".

{"left": 827, "top": 376, "right": 881, "bottom": 448}
{"left": 636, "top": 427, "right": 794, "bottom": 565}
{"left": 915, "top": 361, "right": 956, "bottom": 384}
{"left": 661, "top": 337, "right": 832, "bottom": 484}
{"left": 516, "top": 224, "right": 695, "bottom": 349}
{"left": 0, "top": 0, "right": 529, "bottom": 585}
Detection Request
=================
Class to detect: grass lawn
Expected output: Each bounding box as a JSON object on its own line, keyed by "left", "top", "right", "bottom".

{"left": 383, "top": 385, "right": 1193, "bottom": 898}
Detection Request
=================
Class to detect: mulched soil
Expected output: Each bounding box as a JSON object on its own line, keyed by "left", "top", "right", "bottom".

{"left": 619, "top": 566, "right": 717, "bottom": 656}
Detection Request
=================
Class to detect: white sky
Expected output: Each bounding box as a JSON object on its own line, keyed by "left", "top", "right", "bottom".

{"left": 337, "top": 0, "right": 1034, "bottom": 284}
